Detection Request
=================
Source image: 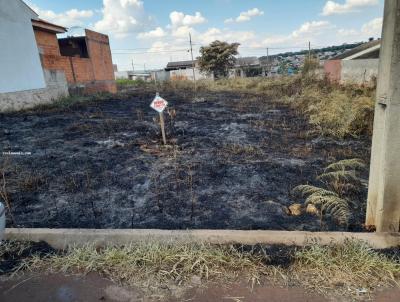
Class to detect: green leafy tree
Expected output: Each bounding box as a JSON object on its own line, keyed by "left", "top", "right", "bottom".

{"left": 198, "top": 40, "right": 240, "bottom": 79}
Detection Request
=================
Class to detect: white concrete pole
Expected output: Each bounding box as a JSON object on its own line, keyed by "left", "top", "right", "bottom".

{"left": 366, "top": 0, "right": 400, "bottom": 232}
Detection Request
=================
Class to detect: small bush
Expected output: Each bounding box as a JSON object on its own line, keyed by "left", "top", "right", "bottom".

{"left": 294, "top": 84, "right": 374, "bottom": 138}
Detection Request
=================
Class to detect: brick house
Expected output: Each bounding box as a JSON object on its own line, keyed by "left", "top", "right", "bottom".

{"left": 32, "top": 19, "right": 117, "bottom": 94}
{"left": 0, "top": 0, "right": 69, "bottom": 111}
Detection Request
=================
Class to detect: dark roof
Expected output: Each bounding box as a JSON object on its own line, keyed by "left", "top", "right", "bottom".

{"left": 235, "top": 57, "right": 260, "bottom": 66}
{"left": 166, "top": 60, "right": 197, "bottom": 70}
{"left": 32, "top": 19, "right": 67, "bottom": 34}
{"left": 332, "top": 40, "right": 381, "bottom": 60}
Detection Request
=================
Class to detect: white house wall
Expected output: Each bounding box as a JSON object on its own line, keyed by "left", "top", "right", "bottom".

{"left": 0, "top": 0, "right": 46, "bottom": 93}
{"left": 341, "top": 59, "right": 379, "bottom": 85}
{"left": 170, "top": 68, "right": 210, "bottom": 81}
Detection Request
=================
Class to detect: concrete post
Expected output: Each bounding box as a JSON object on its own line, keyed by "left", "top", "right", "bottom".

{"left": 366, "top": 0, "right": 400, "bottom": 232}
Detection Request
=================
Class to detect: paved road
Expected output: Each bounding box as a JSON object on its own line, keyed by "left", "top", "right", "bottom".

{"left": 0, "top": 273, "right": 399, "bottom": 302}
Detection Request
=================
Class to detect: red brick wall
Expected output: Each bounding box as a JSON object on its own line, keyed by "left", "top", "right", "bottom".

{"left": 324, "top": 60, "right": 342, "bottom": 83}
{"left": 85, "top": 29, "right": 117, "bottom": 92}
{"left": 39, "top": 53, "right": 75, "bottom": 83}
{"left": 34, "top": 28, "right": 117, "bottom": 94}
{"left": 70, "top": 58, "right": 94, "bottom": 82}
{"left": 34, "top": 30, "right": 61, "bottom": 56}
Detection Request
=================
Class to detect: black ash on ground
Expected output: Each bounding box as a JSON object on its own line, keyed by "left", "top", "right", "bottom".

{"left": 0, "top": 90, "right": 371, "bottom": 230}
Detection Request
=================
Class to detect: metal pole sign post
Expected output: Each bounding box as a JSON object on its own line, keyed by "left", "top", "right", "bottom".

{"left": 150, "top": 93, "right": 168, "bottom": 145}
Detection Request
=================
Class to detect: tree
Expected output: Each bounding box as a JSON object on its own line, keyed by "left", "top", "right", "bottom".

{"left": 302, "top": 56, "right": 320, "bottom": 76}
{"left": 198, "top": 40, "right": 240, "bottom": 79}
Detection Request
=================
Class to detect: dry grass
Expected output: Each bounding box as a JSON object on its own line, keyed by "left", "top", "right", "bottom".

{"left": 22, "top": 93, "right": 117, "bottom": 113}
{"left": 291, "top": 240, "right": 400, "bottom": 295}
{"left": 162, "top": 77, "right": 303, "bottom": 99}
{"left": 2, "top": 240, "right": 399, "bottom": 299}
{"left": 293, "top": 85, "right": 375, "bottom": 138}
{"left": 221, "top": 144, "right": 262, "bottom": 156}
{"left": 25, "top": 242, "right": 269, "bottom": 287}
{"left": 162, "top": 76, "right": 375, "bottom": 139}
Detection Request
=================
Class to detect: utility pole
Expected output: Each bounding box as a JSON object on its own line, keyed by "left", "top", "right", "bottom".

{"left": 366, "top": 0, "right": 400, "bottom": 232}
{"left": 131, "top": 59, "right": 134, "bottom": 72}
{"left": 266, "top": 47, "right": 269, "bottom": 76}
{"left": 308, "top": 41, "right": 311, "bottom": 61}
{"left": 189, "top": 32, "right": 197, "bottom": 94}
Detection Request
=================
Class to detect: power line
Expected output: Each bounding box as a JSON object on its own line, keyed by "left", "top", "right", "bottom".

{"left": 111, "top": 44, "right": 321, "bottom": 55}
{"left": 112, "top": 50, "right": 190, "bottom": 55}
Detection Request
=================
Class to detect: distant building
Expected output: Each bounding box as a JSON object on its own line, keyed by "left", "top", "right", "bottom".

{"left": 0, "top": 0, "right": 69, "bottom": 111}
{"left": 165, "top": 60, "right": 211, "bottom": 81}
{"left": 230, "top": 57, "right": 265, "bottom": 78}
{"left": 0, "top": 0, "right": 117, "bottom": 111}
{"left": 324, "top": 40, "right": 380, "bottom": 85}
{"left": 35, "top": 21, "right": 117, "bottom": 94}
{"left": 165, "top": 60, "right": 198, "bottom": 71}
{"left": 115, "top": 70, "right": 152, "bottom": 82}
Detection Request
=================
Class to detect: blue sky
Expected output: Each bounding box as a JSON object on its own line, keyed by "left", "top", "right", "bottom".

{"left": 27, "top": 0, "right": 384, "bottom": 70}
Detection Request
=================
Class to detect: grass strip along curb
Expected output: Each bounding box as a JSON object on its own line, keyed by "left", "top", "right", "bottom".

{"left": 1, "top": 239, "right": 399, "bottom": 299}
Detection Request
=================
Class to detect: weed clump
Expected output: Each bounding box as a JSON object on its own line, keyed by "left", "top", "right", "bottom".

{"left": 294, "top": 85, "right": 374, "bottom": 138}
{"left": 292, "top": 159, "right": 366, "bottom": 226}
{"left": 292, "top": 240, "right": 400, "bottom": 294}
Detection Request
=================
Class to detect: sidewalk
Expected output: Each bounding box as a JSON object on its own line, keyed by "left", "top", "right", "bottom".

{"left": 1, "top": 273, "right": 399, "bottom": 302}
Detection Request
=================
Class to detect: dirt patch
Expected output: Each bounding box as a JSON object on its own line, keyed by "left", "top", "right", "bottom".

{"left": 0, "top": 273, "right": 144, "bottom": 302}
{"left": 172, "top": 282, "right": 330, "bottom": 302}
{"left": 0, "top": 90, "right": 371, "bottom": 230}
{"left": 1, "top": 273, "right": 399, "bottom": 302}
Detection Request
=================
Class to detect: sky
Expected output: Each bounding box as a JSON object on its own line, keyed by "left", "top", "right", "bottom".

{"left": 26, "top": 0, "right": 385, "bottom": 71}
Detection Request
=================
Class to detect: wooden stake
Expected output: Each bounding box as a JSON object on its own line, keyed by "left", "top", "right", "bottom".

{"left": 189, "top": 33, "right": 197, "bottom": 94}
{"left": 159, "top": 112, "right": 167, "bottom": 145}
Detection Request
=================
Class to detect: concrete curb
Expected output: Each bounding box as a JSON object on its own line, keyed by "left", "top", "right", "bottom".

{"left": 5, "top": 228, "right": 400, "bottom": 249}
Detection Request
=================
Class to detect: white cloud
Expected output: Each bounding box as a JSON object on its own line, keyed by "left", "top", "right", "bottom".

{"left": 322, "top": 0, "right": 379, "bottom": 16}
{"left": 169, "top": 11, "right": 207, "bottom": 27}
{"left": 197, "top": 27, "right": 256, "bottom": 45}
{"left": 137, "top": 27, "right": 166, "bottom": 39}
{"left": 336, "top": 17, "right": 382, "bottom": 41}
{"left": 94, "top": 0, "right": 150, "bottom": 38}
{"left": 292, "top": 21, "right": 332, "bottom": 37}
{"left": 337, "top": 28, "right": 358, "bottom": 36}
{"left": 361, "top": 17, "right": 383, "bottom": 36}
{"left": 225, "top": 8, "right": 264, "bottom": 23}
{"left": 171, "top": 25, "right": 196, "bottom": 39}
{"left": 28, "top": 3, "right": 93, "bottom": 27}
{"left": 167, "top": 11, "right": 206, "bottom": 42}
{"left": 264, "top": 21, "right": 333, "bottom": 46}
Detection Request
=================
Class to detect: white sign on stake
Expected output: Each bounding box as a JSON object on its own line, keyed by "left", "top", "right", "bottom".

{"left": 150, "top": 93, "right": 168, "bottom": 145}
{"left": 150, "top": 94, "right": 168, "bottom": 113}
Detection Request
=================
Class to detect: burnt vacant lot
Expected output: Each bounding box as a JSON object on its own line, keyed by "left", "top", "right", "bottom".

{"left": 0, "top": 90, "right": 371, "bottom": 230}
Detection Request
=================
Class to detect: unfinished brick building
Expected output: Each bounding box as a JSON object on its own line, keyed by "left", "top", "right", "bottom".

{"left": 32, "top": 19, "right": 117, "bottom": 94}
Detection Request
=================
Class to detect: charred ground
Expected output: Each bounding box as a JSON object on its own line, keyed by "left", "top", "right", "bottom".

{"left": 0, "top": 89, "right": 371, "bottom": 230}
